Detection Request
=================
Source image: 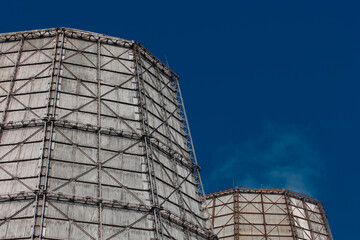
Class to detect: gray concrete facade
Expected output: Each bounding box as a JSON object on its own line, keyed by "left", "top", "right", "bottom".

{"left": 0, "top": 28, "right": 215, "bottom": 240}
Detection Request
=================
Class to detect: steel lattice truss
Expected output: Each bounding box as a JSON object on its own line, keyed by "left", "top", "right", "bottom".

{"left": 205, "top": 188, "right": 333, "bottom": 240}
{"left": 0, "top": 28, "right": 216, "bottom": 240}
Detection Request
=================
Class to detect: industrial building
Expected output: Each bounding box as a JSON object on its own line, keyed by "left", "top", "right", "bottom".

{"left": 205, "top": 188, "right": 333, "bottom": 240}
{"left": 0, "top": 28, "right": 333, "bottom": 240}
{"left": 0, "top": 28, "right": 215, "bottom": 240}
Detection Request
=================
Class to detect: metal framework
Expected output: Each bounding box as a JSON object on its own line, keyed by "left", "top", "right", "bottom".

{"left": 205, "top": 188, "right": 333, "bottom": 240}
{"left": 0, "top": 28, "right": 216, "bottom": 240}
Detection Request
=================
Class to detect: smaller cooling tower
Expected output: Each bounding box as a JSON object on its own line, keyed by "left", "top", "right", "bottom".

{"left": 205, "top": 187, "right": 332, "bottom": 240}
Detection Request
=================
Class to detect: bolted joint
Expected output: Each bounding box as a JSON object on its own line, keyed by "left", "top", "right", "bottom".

{"left": 192, "top": 164, "right": 201, "bottom": 172}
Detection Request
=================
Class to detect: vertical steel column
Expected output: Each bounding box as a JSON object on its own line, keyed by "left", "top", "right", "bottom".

{"left": 284, "top": 192, "right": 297, "bottom": 240}
{"left": 317, "top": 202, "right": 333, "bottom": 240}
{"left": 211, "top": 197, "right": 216, "bottom": 231}
{"left": 38, "top": 30, "right": 65, "bottom": 240}
{"left": 133, "top": 43, "right": 163, "bottom": 240}
{"left": 153, "top": 64, "right": 190, "bottom": 239}
{"left": 172, "top": 76, "right": 204, "bottom": 193}
{"left": 302, "top": 199, "right": 314, "bottom": 240}
{"left": 172, "top": 76, "right": 212, "bottom": 230}
{"left": 97, "top": 38, "right": 103, "bottom": 240}
{"left": 233, "top": 188, "right": 240, "bottom": 240}
{"left": 0, "top": 38, "right": 24, "bottom": 132}
{"left": 32, "top": 32, "right": 60, "bottom": 239}
{"left": 260, "top": 192, "right": 268, "bottom": 240}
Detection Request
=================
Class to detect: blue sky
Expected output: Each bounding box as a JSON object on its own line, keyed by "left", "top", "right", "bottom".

{"left": 2, "top": 1, "right": 359, "bottom": 238}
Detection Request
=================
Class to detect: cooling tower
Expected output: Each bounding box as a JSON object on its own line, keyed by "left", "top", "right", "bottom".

{"left": 205, "top": 188, "right": 332, "bottom": 240}
{"left": 0, "top": 28, "right": 215, "bottom": 240}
